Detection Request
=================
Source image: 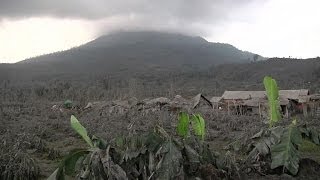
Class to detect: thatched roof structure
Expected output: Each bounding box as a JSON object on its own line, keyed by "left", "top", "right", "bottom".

{"left": 192, "top": 94, "right": 213, "bottom": 109}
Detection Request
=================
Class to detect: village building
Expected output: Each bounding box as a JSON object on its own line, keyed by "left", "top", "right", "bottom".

{"left": 216, "top": 89, "right": 312, "bottom": 117}
{"left": 306, "top": 94, "right": 320, "bottom": 117}
{"left": 210, "top": 96, "right": 222, "bottom": 110}
{"left": 219, "top": 90, "right": 266, "bottom": 116}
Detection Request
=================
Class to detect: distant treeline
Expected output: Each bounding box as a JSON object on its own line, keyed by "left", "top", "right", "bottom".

{"left": 1, "top": 58, "right": 319, "bottom": 104}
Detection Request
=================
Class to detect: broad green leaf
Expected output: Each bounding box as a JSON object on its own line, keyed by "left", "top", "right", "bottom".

{"left": 263, "top": 76, "right": 281, "bottom": 127}
{"left": 71, "top": 115, "right": 93, "bottom": 147}
{"left": 156, "top": 139, "right": 183, "bottom": 179}
{"left": 177, "top": 112, "right": 189, "bottom": 138}
{"left": 255, "top": 138, "right": 273, "bottom": 155}
{"left": 191, "top": 114, "right": 206, "bottom": 140}
{"left": 63, "top": 149, "right": 90, "bottom": 175}
{"left": 271, "top": 122, "right": 302, "bottom": 175}
{"left": 248, "top": 137, "right": 273, "bottom": 160}
{"left": 92, "top": 135, "right": 108, "bottom": 149}
{"left": 100, "top": 146, "right": 128, "bottom": 179}
{"left": 247, "top": 127, "right": 283, "bottom": 161}
{"left": 49, "top": 149, "right": 90, "bottom": 179}
{"left": 270, "top": 126, "right": 284, "bottom": 141}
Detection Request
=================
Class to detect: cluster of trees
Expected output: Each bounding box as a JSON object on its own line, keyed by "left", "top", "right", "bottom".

{"left": 1, "top": 58, "right": 319, "bottom": 104}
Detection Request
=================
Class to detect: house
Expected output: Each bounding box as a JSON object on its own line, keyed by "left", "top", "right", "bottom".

{"left": 306, "top": 94, "right": 320, "bottom": 117}
{"left": 242, "top": 97, "right": 267, "bottom": 116}
{"left": 219, "top": 89, "right": 310, "bottom": 117}
{"left": 279, "top": 89, "right": 309, "bottom": 102}
{"left": 220, "top": 91, "right": 266, "bottom": 115}
{"left": 210, "top": 96, "right": 222, "bottom": 110}
{"left": 279, "top": 90, "right": 309, "bottom": 117}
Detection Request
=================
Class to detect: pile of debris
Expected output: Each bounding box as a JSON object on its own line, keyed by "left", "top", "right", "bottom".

{"left": 81, "top": 94, "right": 214, "bottom": 115}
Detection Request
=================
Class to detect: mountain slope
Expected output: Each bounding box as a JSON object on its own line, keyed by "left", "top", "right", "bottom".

{"left": 4, "top": 31, "right": 256, "bottom": 80}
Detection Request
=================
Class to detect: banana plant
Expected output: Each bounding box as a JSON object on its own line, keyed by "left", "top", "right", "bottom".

{"left": 177, "top": 112, "right": 189, "bottom": 139}
{"left": 177, "top": 112, "right": 206, "bottom": 141}
{"left": 271, "top": 120, "right": 302, "bottom": 175}
{"left": 263, "top": 76, "right": 281, "bottom": 127}
{"left": 191, "top": 114, "right": 206, "bottom": 141}
{"left": 48, "top": 113, "right": 228, "bottom": 179}
{"left": 48, "top": 115, "right": 104, "bottom": 180}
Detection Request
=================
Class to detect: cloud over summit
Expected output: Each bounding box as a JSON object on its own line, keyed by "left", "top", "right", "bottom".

{"left": 0, "top": 0, "right": 319, "bottom": 62}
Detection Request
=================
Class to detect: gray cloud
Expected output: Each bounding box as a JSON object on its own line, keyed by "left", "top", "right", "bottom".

{"left": 0, "top": 0, "right": 254, "bottom": 21}
{"left": 0, "top": 0, "right": 258, "bottom": 37}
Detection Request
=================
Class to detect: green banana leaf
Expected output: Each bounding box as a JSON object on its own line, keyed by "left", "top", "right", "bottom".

{"left": 271, "top": 122, "right": 302, "bottom": 175}
{"left": 177, "top": 112, "right": 189, "bottom": 138}
{"left": 48, "top": 149, "right": 90, "bottom": 180}
{"left": 263, "top": 76, "right": 281, "bottom": 127}
{"left": 191, "top": 114, "right": 205, "bottom": 140}
{"left": 71, "top": 115, "right": 94, "bottom": 147}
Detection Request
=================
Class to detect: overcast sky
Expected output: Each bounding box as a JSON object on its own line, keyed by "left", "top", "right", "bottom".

{"left": 0, "top": 0, "right": 319, "bottom": 63}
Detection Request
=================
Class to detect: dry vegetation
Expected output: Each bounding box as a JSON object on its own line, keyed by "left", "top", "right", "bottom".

{"left": 1, "top": 58, "right": 320, "bottom": 179}
{"left": 1, "top": 96, "right": 320, "bottom": 179}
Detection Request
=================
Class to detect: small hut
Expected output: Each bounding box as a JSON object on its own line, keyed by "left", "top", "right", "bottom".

{"left": 306, "top": 94, "right": 320, "bottom": 117}
{"left": 219, "top": 89, "right": 310, "bottom": 117}
{"left": 279, "top": 89, "right": 310, "bottom": 117}
{"left": 220, "top": 91, "right": 266, "bottom": 115}
{"left": 192, "top": 94, "right": 213, "bottom": 110}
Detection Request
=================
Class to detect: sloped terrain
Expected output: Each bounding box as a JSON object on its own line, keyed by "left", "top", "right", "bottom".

{"left": 1, "top": 31, "right": 320, "bottom": 179}
{"left": 0, "top": 31, "right": 256, "bottom": 81}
